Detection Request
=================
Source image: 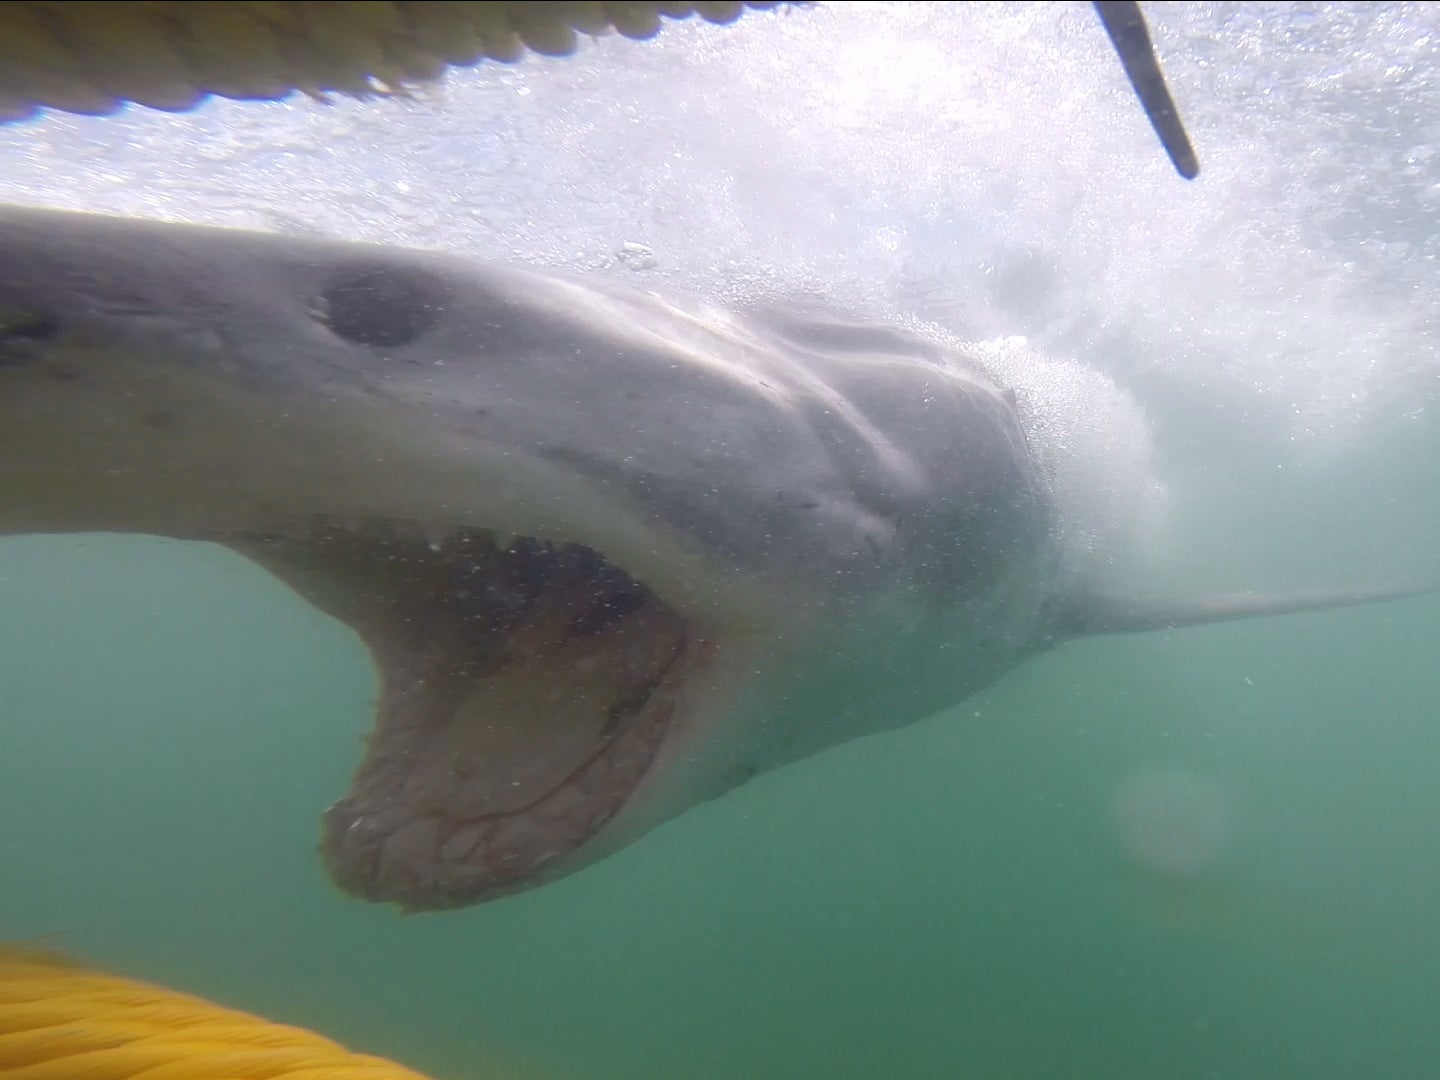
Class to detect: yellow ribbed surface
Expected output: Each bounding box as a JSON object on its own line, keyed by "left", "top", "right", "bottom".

{"left": 0, "top": 1, "right": 786, "bottom": 122}
{"left": 0, "top": 947, "right": 440, "bottom": 1080}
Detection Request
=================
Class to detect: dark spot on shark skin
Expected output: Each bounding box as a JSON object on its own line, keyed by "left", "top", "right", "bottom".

{"left": 775, "top": 490, "right": 821, "bottom": 510}
{"left": 141, "top": 410, "right": 177, "bottom": 430}
{"left": 0, "top": 308, "right": 61, "bottom": 367}
{"left": 314, "top": 263, "right": 450, "bottom": 349}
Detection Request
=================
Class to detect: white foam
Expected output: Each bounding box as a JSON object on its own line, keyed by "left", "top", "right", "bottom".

{"left": 968, "top": 336, "right": 1170, "bottom": 590}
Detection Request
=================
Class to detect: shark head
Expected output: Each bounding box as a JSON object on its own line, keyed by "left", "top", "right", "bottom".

{"left": 0, "top": 205, "right": 1054, "bottom": 910}
{"left": 8, "top": 205, "right": 1426, "bottom": 911}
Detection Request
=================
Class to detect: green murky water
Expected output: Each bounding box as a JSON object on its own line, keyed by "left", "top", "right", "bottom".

{"left": 3, "top": 516, "right": 1436, "bottom": 1080}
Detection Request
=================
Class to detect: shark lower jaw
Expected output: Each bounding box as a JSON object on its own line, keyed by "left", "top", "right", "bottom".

{"left": 213, "top": 515, "right": 704, "bottom": 912}
{"left": 0, "top": 353, "right": 742, "bottom": 912}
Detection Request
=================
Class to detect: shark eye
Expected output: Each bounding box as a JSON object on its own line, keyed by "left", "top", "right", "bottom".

{"left": 314, "top": 264, "right": 446, "bottom": 349}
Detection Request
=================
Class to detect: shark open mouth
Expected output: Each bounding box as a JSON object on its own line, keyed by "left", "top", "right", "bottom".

{"left": 229, "top": 520, "right": 692, "bottom": 911}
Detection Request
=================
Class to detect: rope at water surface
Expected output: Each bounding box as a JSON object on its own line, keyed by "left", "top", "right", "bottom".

{"left": 0, "top": 1, "right": 785, "bottom": 122}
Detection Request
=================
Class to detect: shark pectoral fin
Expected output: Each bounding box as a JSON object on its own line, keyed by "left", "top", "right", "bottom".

{"left": 1059, "top": 583, "right": 1438, "bottom": 640}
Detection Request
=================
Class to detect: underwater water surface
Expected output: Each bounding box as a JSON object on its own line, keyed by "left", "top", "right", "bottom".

{"left": 3, "top": 3, "right": 1440, "bottom": 1078}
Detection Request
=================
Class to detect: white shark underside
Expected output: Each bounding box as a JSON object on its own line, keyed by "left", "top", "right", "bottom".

{"left": 0, "top": 205, "right": 1425, "bottom": 912}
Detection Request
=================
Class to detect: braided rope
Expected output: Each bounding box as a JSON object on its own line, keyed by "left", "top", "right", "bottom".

{"left": 0, "top": 2, "right": 785, "bottom": 122}
{"left": 0, "top": 947, "right": 444, "bottom": 1080}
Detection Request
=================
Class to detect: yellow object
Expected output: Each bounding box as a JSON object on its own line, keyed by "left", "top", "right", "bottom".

{"left": 0, "top": 946, "right": 439, "bottom": 1080}
{"left": 0, "top": 2, "right": 786, "bottom": 122}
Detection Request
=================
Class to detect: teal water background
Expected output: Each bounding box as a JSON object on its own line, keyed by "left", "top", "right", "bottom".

{"left": 5, "top": 3, "right": 1440, "bottom": 1077}
{"left": 2, "top": 518, "right": 1436, "bottom": 1079}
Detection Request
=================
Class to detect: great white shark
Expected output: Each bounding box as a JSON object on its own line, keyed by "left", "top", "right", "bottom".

{"left": 0, "top": 204, "right": 1425, "bottom": 913}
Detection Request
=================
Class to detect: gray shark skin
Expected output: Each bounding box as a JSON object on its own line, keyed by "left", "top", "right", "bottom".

{"left": 0, "top": 205, "right": 1424, "bottom": 912}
